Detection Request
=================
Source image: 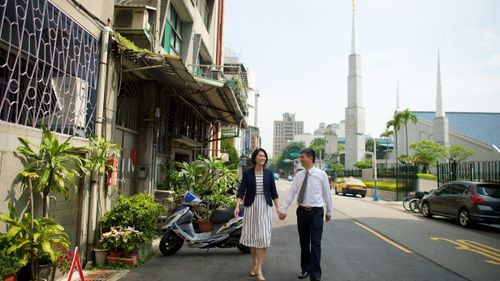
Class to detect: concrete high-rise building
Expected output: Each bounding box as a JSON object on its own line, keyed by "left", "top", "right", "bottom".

{"left": 273, "top": 113, "right": 304, "bottom": 157}
{"left": 344, "top": 1, "right": 366, "bottom": 168}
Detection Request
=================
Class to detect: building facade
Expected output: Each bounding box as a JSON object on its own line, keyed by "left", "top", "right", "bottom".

{"left": 0, "top": 0, "right": 247, "bottom": 265}
{"left": 273, "top": 113, "right": 303, "bottom": 157}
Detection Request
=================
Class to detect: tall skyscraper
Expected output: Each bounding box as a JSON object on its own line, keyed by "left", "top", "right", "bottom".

{"left": 273, "top": 113, "right": 304, "bottom": 157}
{"left": 345, "top": 0, "right": 365, "bottom": 168}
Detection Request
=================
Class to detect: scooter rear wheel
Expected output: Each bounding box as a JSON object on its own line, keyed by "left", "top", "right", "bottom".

{"left": 159, "top": 230, "right": 184, "bottom": 256}
{"left": 237, "top": 244, "right": 251, "bottom": 254}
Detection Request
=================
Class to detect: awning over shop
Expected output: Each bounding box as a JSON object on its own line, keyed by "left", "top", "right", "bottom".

{"left": 116, "top": 42, "right": 245, "bottom": 127}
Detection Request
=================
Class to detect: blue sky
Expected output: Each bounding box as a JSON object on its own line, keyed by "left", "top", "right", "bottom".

{"left": 224, "top": 0, "right": 500, "bottom": 156}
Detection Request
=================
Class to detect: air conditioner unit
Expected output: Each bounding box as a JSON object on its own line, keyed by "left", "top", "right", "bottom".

{"left": 114, "top": 7, "right": 152, "bottom": 32}
{"left": 49, "top": 76, "right": 89, "bottom": 130}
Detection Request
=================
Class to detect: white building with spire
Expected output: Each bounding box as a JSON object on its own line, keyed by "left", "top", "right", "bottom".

{"left": 344, "top": 0, "right": 366, "bottom": 168}
{"left": 393, "top": 53, "right": 500, "bottom": 161}
{"left": 432, "top": 51, "right": 449, "bottom": 146}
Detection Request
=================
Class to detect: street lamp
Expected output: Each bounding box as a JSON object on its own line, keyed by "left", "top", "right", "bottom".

{"left": 373, "top": 137, "right": 379, "bottom": 201}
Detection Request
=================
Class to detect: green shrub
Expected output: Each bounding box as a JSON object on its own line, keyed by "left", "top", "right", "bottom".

{"left": 364, "top": 181, "right": 397, "bottom": 192}
{"left": 417, "top": 173, "right": 437, "bottom": 181}
{"left": 100, "top": 194, "right": 165, "bottom": 241}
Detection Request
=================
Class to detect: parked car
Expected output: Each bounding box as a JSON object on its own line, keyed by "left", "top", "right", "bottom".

{"left": 421, "top": 181, "right": 500, "bottom": 227}
{"left": 287, "top": 175, "right": 294, "bottom": 181}
{"left": 273, "top": 173, "right": 279, "bottom": 180}
{"left": 335, "top": 177, "right": 367, "bottom": 198}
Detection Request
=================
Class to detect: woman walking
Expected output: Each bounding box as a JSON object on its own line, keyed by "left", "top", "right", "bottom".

{"left": 234, "top": 148, "right": 280, "bottom": 281}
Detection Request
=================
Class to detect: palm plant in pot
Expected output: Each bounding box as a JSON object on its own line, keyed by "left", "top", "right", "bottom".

{"left": 177, "top": 157, "right": 239, "bottom": 231}
{"left": 15, "top": 126, "right": 89, "bottom": 218}
{"left": 0, "top": 235, "right": 22, "bottom": 281}
{"left": 0, "top": 203, "right": 70, "bottom": 281}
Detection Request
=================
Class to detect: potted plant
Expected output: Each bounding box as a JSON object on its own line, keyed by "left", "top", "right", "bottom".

{"left": 100, "top": 226, "right": 143, "bottom": 265}
{"left": 99, "top": 194, "right": 164, "bottom": 261}
{"left": 177, "top": 156, "right": 239, "bottom": 228}
{"left": 0, "top": 203, "right": 70, "bottom": 281}
{"left": 100, "top": 226, "right": 126, "bottom": 257}
{"left": 15, "top": 126, "right": 89, "bottom": 217}
{"left": 0, "top": 242, "right": 20, "bottom": 281}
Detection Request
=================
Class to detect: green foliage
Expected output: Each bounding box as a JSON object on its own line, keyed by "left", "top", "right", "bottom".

{"left": 0, "top": 203, "right": 70, "bottom": 279}
{"left": 329, "top": 162, "right": 344, "bottom": 178}
{"left": 15, "top": 126, "right": 89, "bottom": 216}
{"left": 221, "top": 139, "right": 240, "bottom": 169}
{"left": 87, "top": 136, "right": 121, "bottom": 176}
{"left": 275, "top": 141, "right": 306, "bottom": 172}
{"left": 158, "top": 160, "right": 184, "bottom": 193}
{"left": 176, "top": 157, "right": 238, "bottom": 216}
{"left": 99, "top": 194, "right": 165, "bottom": 242}
{"left": 310, "top": 138, "right": 326, "bottom": 156}
{"left": 448, "top": 145, "right": 475, "bottom": 162}
{"left": 99, "top": 226, "right": 145, "bottom": 253}
{"left": 354, "top": 161, "right": 371, "bottom": 169}
{"left": 410, "top": 140, "right": 447, "bottom": 168}
{"left": 0, "top": 234, "right": 21, "bottom": 277}
{"left": 364, "top": 181, "right": 397, "bottom": 191}
{"left": 417, "top": 173, "right": 437, "bottom": 181}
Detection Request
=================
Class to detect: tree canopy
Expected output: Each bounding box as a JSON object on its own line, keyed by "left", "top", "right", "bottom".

{"left": 409, "top": 140, "right": 447, "bottom": 168}
{"left": 275, "top": 141, "right": 306, "bottom": 173}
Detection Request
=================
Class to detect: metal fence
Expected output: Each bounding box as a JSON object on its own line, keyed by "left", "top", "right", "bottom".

{"left": 343, "top": 164, "right": 418, "bottom": 200}
{"left": 437, "top": 161, "right": 500, "bottom": 187}
{"left": 343, "top": 169, "right": 362, "bottom": 178}
{"left": 395, "top": 164, "right": 419, "bottom": 200}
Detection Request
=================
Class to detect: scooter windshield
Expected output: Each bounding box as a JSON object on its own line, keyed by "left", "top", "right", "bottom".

{"left": 184, "top": 191, "right": 202, "bottom": 205}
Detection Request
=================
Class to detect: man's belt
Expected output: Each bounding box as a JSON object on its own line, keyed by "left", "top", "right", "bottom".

{"left": 298, "top": 206, "right": 323, "bottom": 211}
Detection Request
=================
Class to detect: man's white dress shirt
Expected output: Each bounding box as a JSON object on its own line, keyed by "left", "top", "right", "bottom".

{"left": 280, "top": 167, "right": 333, "bottom": 216}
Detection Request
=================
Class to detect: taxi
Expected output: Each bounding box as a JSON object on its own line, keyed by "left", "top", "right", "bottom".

{"left": 335, "top": 177, "right": 367, "bottom": 198}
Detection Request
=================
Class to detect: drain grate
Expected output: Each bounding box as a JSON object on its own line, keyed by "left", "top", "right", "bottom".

{"left": 82, "top": 270, "right": 119, "bottom": 281}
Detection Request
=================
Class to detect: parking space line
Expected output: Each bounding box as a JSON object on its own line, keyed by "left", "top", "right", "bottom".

{"left": 431, "top": 237, "right": 500, "bottom": 265}
{"left": 354, "top": 222, "right": 413, "bottom": 254}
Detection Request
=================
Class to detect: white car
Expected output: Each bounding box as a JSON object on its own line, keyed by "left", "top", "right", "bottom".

{"left": 287, "top": 175, "right": 293, "bottom": 181}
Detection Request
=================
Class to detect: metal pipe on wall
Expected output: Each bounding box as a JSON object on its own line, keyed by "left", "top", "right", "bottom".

{"left": 86, "top": 25, "right": 113, "bottom": 258}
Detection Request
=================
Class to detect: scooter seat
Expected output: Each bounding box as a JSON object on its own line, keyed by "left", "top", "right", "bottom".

{"left": 210, "top": 207, "right": 234, "bottom": 224}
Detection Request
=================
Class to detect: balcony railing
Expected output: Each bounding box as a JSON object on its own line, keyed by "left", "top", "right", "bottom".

{"left": 189, "top": 64, "right": 248, "bottom": 116}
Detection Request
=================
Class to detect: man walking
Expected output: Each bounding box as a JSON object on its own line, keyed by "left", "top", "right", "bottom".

{"left": 279, "top": 148, "right": 333, "bottom": 281}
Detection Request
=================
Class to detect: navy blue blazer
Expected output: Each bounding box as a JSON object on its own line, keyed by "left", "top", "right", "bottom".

{"left": 237, "top": 168, "right": 278, "bottom": 207}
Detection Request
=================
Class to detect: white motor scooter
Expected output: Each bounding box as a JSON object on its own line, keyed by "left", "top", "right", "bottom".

{"left": 159, "top": 191, "right": 250, "bottom": 255}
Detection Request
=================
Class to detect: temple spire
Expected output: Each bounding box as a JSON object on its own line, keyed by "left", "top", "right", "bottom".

{"left": 396, "top": 80, "right": 400, "bottom": 111}
{"left": 351, "top": 1, "right": 357, "bottom": 54}
{"left": 436, "top": 49, "right": 444, "bottom": 117}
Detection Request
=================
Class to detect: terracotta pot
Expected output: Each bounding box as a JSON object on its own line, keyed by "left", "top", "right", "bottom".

{"left": 106, "top": 255, "right": 138, "bottom": 266}
{"left": 2, "top": 273, "right": 15, "bottom": 281}
{"left": 197, "top": 220, "right": 213, "bottom": 232}
{"left": 108, "top": 250, "right": 124, "bottom": 258}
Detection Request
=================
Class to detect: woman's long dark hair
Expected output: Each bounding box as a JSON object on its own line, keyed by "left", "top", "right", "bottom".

{"left": 251, "top": 148, "right": 268, "bottom": 166}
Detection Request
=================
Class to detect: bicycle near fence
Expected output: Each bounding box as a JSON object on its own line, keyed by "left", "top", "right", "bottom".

{"left": 402, "top": 191, "right": 429, "bottom": 213}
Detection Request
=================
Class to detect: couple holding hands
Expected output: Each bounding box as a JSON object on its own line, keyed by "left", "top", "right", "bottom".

{"left": 234, "top": 148, "right": 333, "bottom": 281}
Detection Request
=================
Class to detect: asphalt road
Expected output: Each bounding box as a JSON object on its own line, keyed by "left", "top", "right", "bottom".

{"left": 119, "top": 180, "right": 500, "bottom": 281}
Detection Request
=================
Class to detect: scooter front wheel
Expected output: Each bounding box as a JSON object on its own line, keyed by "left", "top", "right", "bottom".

{"left": 237, "top": 244, "right": 251, "bottom": 254}
{"left": 159, "top": 230, "right": 184, "bottom": 256}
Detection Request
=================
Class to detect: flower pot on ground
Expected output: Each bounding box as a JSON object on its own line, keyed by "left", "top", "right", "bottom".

{"left": 2, "top": 273, "right": 14, "bottom": 281}
{"left": 100, "top": 226, "right": 145, "bottom": 258}
{"left": 106, "top": 255, "right": 138, "bottom": 266}
{"left": 108, "top": 250, "right": 124, "bottom": 258}
{"left": 93, "top": 248, "right": 109, "bottom": 265}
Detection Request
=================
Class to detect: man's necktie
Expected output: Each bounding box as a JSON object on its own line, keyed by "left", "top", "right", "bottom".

{"left": 297, "top": 171, "right": 308, "bottom": 205}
